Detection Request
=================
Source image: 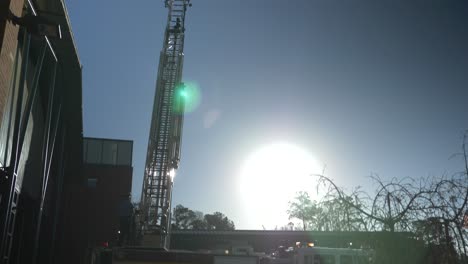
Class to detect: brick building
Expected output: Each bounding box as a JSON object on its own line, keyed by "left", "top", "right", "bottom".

{"left": 82, "top": 137, "right": 134, "bottom": 248}
{"left": 0, "top": 0, "right": 84, "bottom": 263}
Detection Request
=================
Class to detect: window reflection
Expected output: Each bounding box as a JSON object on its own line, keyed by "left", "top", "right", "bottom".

{"left": 83, "top": 138, "right": 132, "bottom": 166}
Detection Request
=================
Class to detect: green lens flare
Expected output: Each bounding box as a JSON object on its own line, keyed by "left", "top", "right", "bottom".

{"left": 173, "top": 81, "right": 201, "bottom": 113}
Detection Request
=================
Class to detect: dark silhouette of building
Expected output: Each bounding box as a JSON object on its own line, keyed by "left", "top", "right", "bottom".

{"left": 82, "top": 137, "right": 134, "bottom": 248}
{"left": 0, "top": 0, "right": 83, "bottom": 263}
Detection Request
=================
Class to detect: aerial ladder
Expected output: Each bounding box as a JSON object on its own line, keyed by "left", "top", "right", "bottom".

{"left": 140, "top": 0, "right": 192, "bottom": 248}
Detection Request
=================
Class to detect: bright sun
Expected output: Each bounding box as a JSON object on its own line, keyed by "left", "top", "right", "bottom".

{"left": 239, "top": 142, "right": 322, "bottom": 229}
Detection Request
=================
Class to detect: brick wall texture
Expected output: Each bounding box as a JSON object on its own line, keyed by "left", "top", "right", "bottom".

{"left": 0, "top": 0, "right": 25, "bottom": 124}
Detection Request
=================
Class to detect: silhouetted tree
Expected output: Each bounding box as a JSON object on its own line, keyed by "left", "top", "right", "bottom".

{"left": 191, "top": 218, "right": 208, "bottom": 230}
{"left": 204, "top": 212, "right": 235, "bottom": 231}
{"left": 287, "top": 191, "right": 319, "bottom": 230}
{"left": 172, "top": 205, "right": 197, "bottom": 230}
{"left": 172, "top": 205, "right": 235, "bottom": 231}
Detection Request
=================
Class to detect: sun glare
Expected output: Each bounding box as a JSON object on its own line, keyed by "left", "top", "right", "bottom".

{"left": 239, "top": 142, "right": 322, "bottom": 229}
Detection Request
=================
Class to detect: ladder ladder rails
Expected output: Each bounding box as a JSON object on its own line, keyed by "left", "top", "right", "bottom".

{"left": 140, "top": 0, "right": 191, "bottom": 248}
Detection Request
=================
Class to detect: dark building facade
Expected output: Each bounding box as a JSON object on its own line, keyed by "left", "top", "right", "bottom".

{"left": 0, "top": 0, "right": 83, "bottom": 263}
{"left": 82, "top": 137, "right": 134, "bottom": 248}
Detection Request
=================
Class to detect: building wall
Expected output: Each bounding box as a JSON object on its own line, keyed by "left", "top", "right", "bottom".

{"left": 0, "top": 0, "right": 24, "bottom": 123}
{"left": 0, "top": 1, "right": 84, "bottom": 263}
{"left": 84, "top": 164, "right": 133, "bottom": 247}
{"left": 80, "top": 137, "right": 134, "bottom": 249}
{"left": 57, "top": 138, "right": 133, "bottom": 263}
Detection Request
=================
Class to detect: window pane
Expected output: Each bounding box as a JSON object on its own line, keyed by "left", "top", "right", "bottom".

{"left": 87, "top": 178, "right": 97, "bottom": 188}
{"left": 102, "top": 140, "right": 118, "bottom": 165}
{"left": 83, "top": 139, "right": 88, "bottom": 162}
{"left": 86, "top": 139, "right": 102, "bottom": 164}
{"left": 117, "top": 141, "right": 132, "bottom": 166}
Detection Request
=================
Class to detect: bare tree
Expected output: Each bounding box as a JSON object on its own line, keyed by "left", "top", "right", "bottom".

{"left": 305, "top": 131, "right": 468, "bottom": 262}
{"left": 314, "top": 173, "right": 432, "bottom": 232}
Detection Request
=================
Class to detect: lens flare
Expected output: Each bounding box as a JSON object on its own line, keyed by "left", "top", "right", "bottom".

{"left": 173, "top": 81, "right": 201, "bottom": 113}
{"left": 238, "top": 142, "right": 322, "bottom": 229}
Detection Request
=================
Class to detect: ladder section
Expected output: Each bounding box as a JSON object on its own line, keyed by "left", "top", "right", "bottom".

{"left": 140, "top": 0, "right": 191, "bottom": 248}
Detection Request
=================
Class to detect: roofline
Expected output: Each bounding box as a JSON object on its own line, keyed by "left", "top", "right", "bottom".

{"left": 171, "top": 230, "right": 415, "bottom": 236}
{"left": 26, "top": 0, "right": 82, "bottom": 68}
{"left": 59, "top": 0, "right": 81, "bottom": 67}
{"left": 83, "top": 136, "right": 134, "bottom": 144}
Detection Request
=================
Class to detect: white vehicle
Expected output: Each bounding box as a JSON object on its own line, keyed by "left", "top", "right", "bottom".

{"left": 295, "top": 247, "right": 372, "bottom": 264}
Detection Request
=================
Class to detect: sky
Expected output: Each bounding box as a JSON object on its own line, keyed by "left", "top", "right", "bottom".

{"left": 66, "top": 0, "right": 468, "bottom": 229}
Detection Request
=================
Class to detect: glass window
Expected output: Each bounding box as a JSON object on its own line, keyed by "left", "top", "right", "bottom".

{"left": 87, "top": 178, "right": 97, "bottom": 188}
{"left": 0, "top": 46, "right": 23, "bottom": 167}
{"left": 83, "top": 138, "right": 132, "bottom": 166}
{"left": 0, "top": 96, "right": 11, "bottom": 166}
{"left": 117, "top": 141, "right": 132, "bottom": 166}
{"left": 102, "top": 140, "right": 118, "bottom": 165}
{"left": 83, "top": 139, "right": 88, "bottom": 162}
{"left": 86, "top": 139, "right": 102, "bottom": 164}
